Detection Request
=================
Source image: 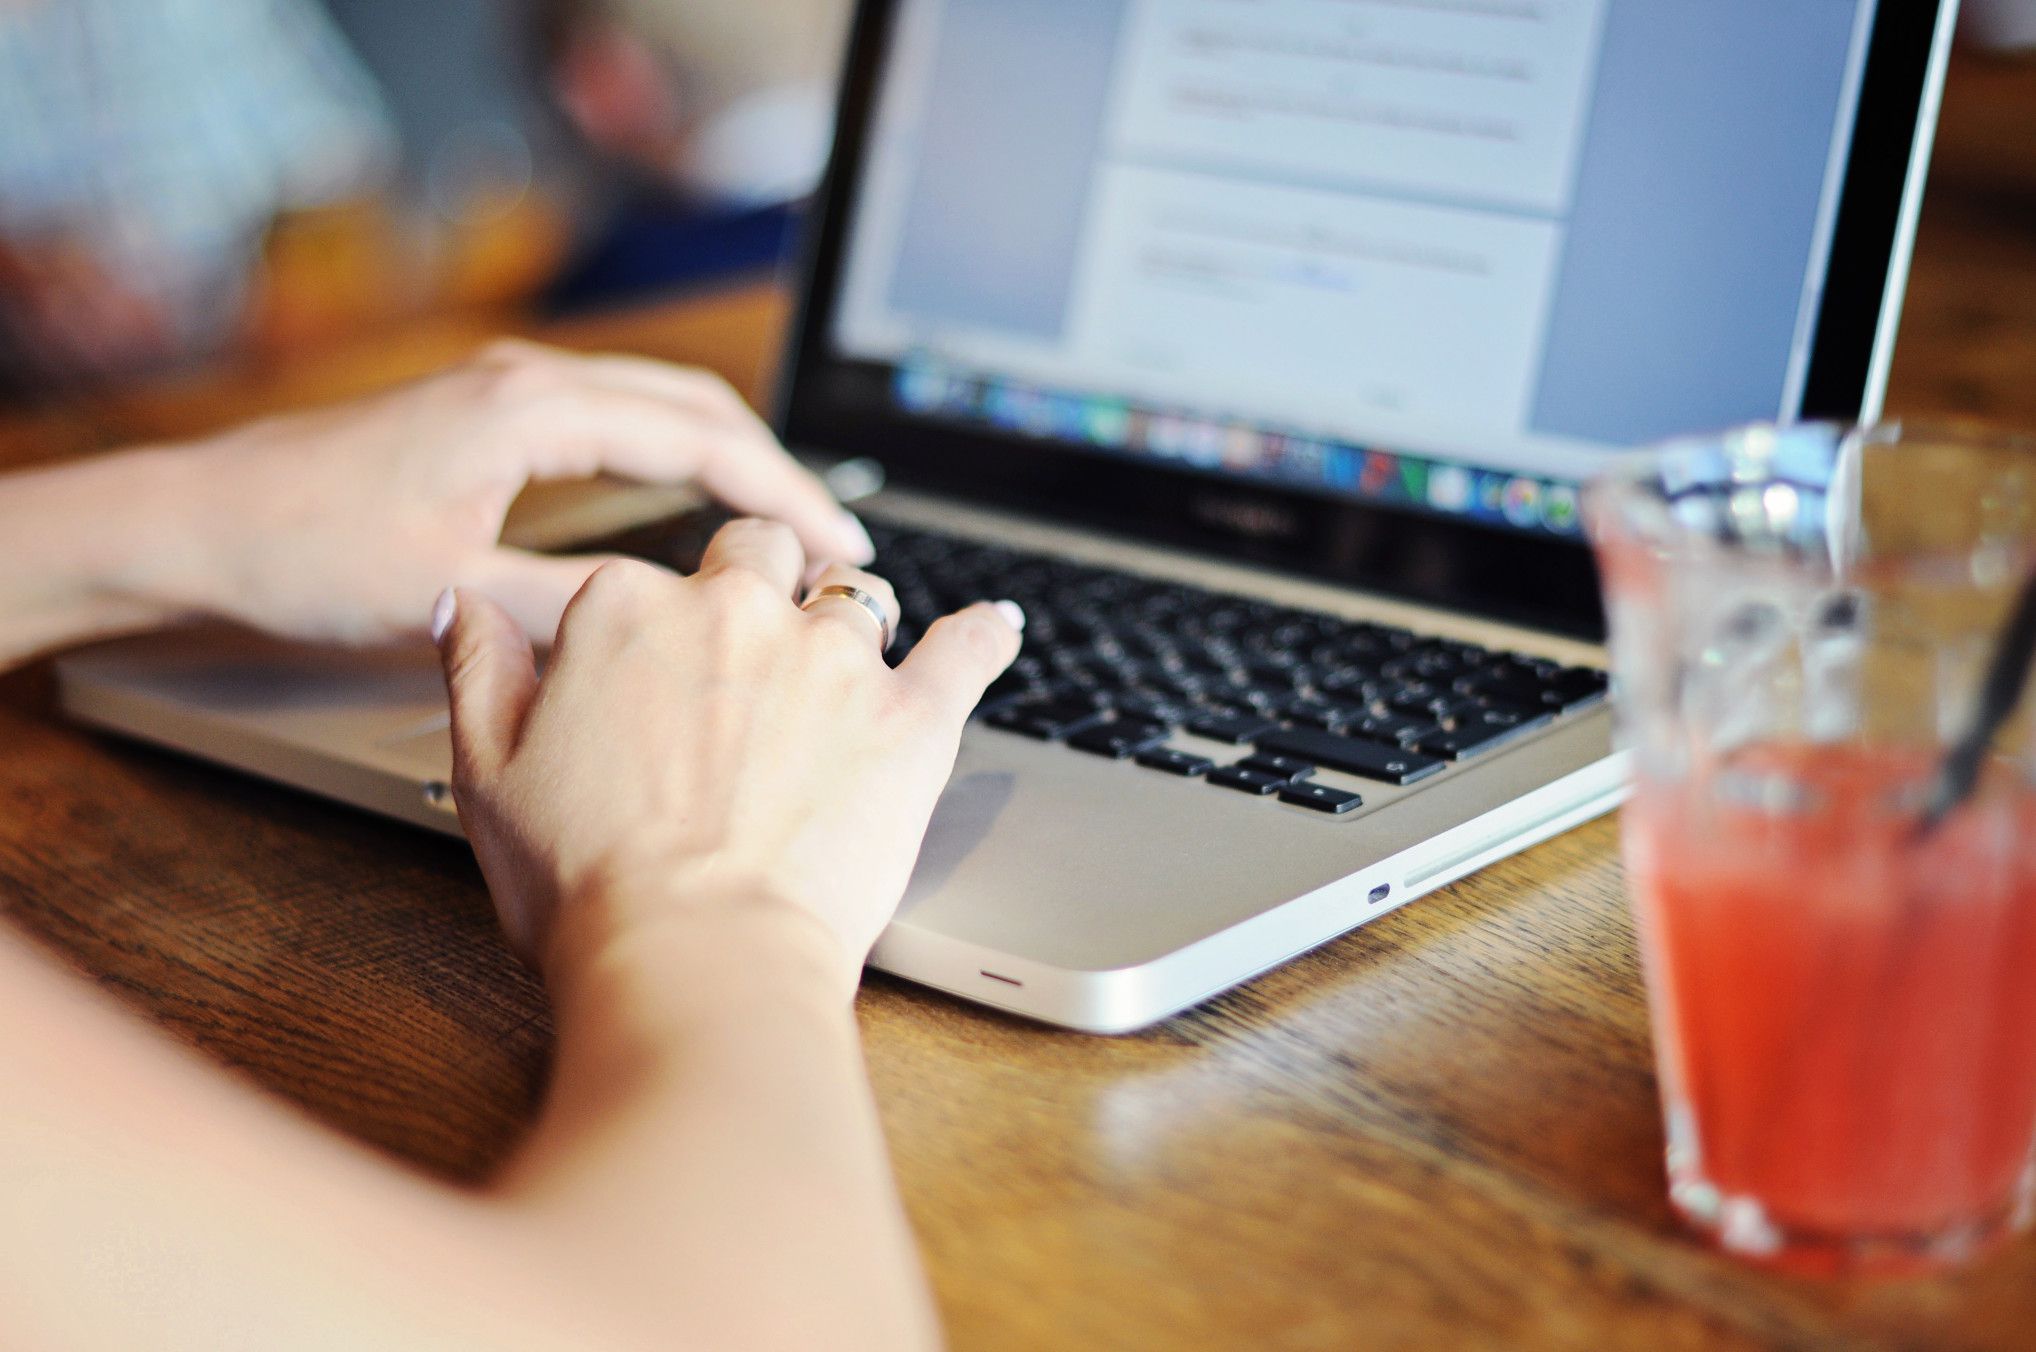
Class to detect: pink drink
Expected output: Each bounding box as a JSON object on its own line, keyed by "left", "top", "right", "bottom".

{"left": 1624, "top": 744, "right": 2036, "bottom": 1273}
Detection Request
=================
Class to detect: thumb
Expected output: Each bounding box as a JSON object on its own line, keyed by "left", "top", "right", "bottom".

{"left": 433, "top": 586, "right": 539, "bottom": 785}
{"left": 897, "top": 600, "right": 1026, "bottom": 721}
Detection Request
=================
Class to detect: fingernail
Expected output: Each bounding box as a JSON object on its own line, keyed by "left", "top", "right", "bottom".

{"left": 836, "top": 510, "right": 876, "bottom": 563}
{"left": 992, "top": 599, "right": 1026, "bottom": 633}
{"left": 430, "top": 587, "right": 458, "bottom": 644}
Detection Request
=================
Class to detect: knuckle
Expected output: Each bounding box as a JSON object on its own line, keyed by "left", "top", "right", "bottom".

{"left": 575, "top": 557, "right": 667, "bottom": 615}
{"left": 705, "top": 565, "right": 788, "bottom": 615}
{"left": 470, "top": 342, "right": 562, "bottom": 404}
{"left": 716, "top": 515, "right": 796, "bottom": 549}
{"left": 681, "top": 367, "right": 744, "bottom": 407}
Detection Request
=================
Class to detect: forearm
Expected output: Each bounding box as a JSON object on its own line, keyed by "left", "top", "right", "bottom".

{"left": 0, "top": 930, "right": 599, "bottom": 1352}
{"left": 0, "top": 445, "right": 215, "bottom": 669}
{"left": 0, "top": 895, "right": 938, "bottom": 1352}
{"left": 497, "top": 901, "right": 942, "bottom": 1352}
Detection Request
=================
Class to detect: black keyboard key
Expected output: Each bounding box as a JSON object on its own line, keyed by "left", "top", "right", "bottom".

{"left": 1452, "top": 668, "right": 1542, "bottom": 701}
{"left": 1208, "top": 764, "right": 1288, "bottom": 796}
{"left": 1546, "top": 666, "right": 1611, "bottom": 711}
{"left": 1499, "top": 652, "right": 1565, "bottom": 679}
{"left": 1264, "top": 691, "right": 1334, "bottom": 720}
{"left": 1146, "top": 670, "right": 1210, "bottom": 700}
{"left": 1234, "top": 686, "right": 1287, "bottom": 713}
{"left": 1387, "top": 688, "right": 1459, "bottom": 718}
{"left": 1360, "top": 624, "right": 1419, "bottom": 653}
{"left": 862, "top": 527, "right": 1599, "bottom": 784}
{"left": 985, "top": 700, "right": 1110, "bottom": 741}
{"left": 1190, "top": 701, "right": 1253, "bottom": 725}
{"left": 1088, "top": 665, "right": 1144, "bottom": 693}
{"left": 1067, "top": 719, "right": 1170, "bottom": 760}
{"left": 1279, "top": 782, "right": 1364, "bottom": 815}
{"left": 1239, "top": 753, "right": 1315, "bottom": 781}
{"left": 1455, "top": 665, "right": 1608, "bottom": 716}
{"left": 1345, "top": 712, "right": 1441, "bottom": 744}
{"left": 1382, "top": 679, "right": 1439, "bottom": 707}
{"left": 1317, "top": 670, "right": 1386, "bottom": 701}
{"left": 1463, "top": 704, "right": 1551, "bottom": 734}
{"left": 981, "top": 704, "right": 1037, "bottom": 735}
{"left": 1135, "top": 747, "right": 1215, "bottom": 777}
{"left": 1023, "top": 681, "right": 1101, "bottom": 711}
{"left": 1187, "top": 712, "right": 1278, "bottom": 744}
{"left": 1282, "top": 701, "right": 1363, "bottom": 733}
{"left": 1254, "top": 728, "right": 1446, "bottom": 785}
{"left": 1110, "top": 693, "right": 1192, "bottom": 727}
{"left": 981, "top": 671, "right": 1038, "bottom": 706}
{"left": 1240, "top": 657, "right": 1310, "bottom": 690}
{"left": 1422, "top": 695, "right": 1490, "bottom": 724}
{"left": 1416, "top": 708, "right": 1553, "bottom": 761}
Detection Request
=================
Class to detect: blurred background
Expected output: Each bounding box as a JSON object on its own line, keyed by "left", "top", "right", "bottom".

{"left": 0, "top": 0, "right": 851, "bottom": 403}
{"left": 0, "top": 0, "right": 2029, "bottom": 414}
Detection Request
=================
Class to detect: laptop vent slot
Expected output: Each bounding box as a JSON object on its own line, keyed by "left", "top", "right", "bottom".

{"left": 1402, "top": 827, "right": 1513, "bottom": 894}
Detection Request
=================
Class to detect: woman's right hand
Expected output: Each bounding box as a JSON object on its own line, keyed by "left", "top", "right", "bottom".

{"left": 430, "top": 517, "right": 1023, "bottom": 1000}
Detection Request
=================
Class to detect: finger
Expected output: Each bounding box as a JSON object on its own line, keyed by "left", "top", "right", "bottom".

{"left": 897, "top": 600, "right": 1026, "bottom": 717}
{"left": 496, "top": 354, "right": 874, "bottom": 567}
{"left": 463, "top": 548, "right": 618, "bottom": 644}
{"left": 434, "top": 587, "right": 540, "bottom": 786}
{"left": 801, "top": 564, "right": 902, "bottom": 654}
{"left": 684, "top": 428, "right": 872, "bottom": 569}
{"left": 695, "top": 516, "right": 807, "bottom": 598}
{"left": 571, "top": 349, "right": 777, "bottom": 437}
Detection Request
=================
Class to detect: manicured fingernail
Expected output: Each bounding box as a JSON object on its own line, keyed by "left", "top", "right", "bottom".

{"left": 430, "top": 588, "right": 458, "bottom": 644}
{"left": 836, "top": 510, "right": 876, "bottom": 563}
{"left": 993, "top": 599, "right": 1026, "bottom": 633}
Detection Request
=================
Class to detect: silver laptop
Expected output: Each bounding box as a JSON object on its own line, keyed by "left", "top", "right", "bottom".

{"left": 57, "top": 0, "right": 1958, "bottom": 1032}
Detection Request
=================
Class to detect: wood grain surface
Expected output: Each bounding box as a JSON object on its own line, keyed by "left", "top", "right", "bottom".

{"left": 5, "top": 50, "right": 2036, "bottom": 1352}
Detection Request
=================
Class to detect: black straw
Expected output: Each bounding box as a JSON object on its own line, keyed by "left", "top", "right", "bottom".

{"left": 1916, "top": 563, "right": 2036, "bottom": 836}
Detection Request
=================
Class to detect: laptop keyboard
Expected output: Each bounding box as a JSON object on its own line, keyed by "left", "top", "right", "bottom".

{"left": 593, "top": 512, "right": 1607, "bottom": 818}
{"left": 873, "top": 523, "right": 1606, "bottom": 815}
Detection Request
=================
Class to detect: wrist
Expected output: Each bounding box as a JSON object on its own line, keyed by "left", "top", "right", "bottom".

{"left": 0, "top": 444, "right": 215, "bottom": 665}
{"left": 103, "top": 434, "right": 259, "bottom": 628}
{"left": 541, "top": 869, "right": 862, "bottom": 1033}
{"left": 94, "top": 441, "right": 231, "bottom": 618}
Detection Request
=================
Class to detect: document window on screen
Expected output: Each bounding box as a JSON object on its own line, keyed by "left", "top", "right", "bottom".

{"left": 830, "top": 0, "right": 1881, "bottom": 539}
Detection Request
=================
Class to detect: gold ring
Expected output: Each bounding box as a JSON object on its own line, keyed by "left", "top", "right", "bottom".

{"left": 801, "top": 584, "right": 892, "bottom": 652}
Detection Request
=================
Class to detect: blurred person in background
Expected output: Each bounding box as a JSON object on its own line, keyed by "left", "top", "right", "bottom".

{"left": 0, "top": 0, "right": 860, "bottom": 400}
{"left": 0, "top": 0, "right": 397, "bottom": 395}
{"left": 539, "top": 0, "right": 853, "bottom": 309}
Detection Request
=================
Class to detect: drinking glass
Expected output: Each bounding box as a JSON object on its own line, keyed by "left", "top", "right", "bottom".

{"left": 1588, "top": 422, "right": 2036, "bottom": 1276}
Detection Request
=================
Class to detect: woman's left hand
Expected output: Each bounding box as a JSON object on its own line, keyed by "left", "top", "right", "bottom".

{"left": 152, "top": 339, "right": 872, "bottom": 643}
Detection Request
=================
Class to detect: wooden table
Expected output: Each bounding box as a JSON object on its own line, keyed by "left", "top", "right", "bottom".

{"left": 7, "top": 51, "right": 2036, "bottom": 1352}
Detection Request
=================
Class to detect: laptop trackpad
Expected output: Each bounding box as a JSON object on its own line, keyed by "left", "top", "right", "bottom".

{"left": 908, "top": 771, "right": 1017, "bottom": 901}
{"left": 378, "top": 722, "right": 453, "bottom": 780}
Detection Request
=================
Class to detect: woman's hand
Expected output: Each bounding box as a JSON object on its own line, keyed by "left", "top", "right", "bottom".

{"left": 0, "top": 513, "right": 997, "bottom": 1351}
{"left": 159, "top": 339, "right": 872, "bottom": 644}
{"left": 431, "top": 518, "right": 1023, "bottom": 998}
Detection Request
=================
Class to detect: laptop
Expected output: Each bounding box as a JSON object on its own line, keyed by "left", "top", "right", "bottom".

{"left": 57, "top": 0, "right": 1958, "bottom": 1032}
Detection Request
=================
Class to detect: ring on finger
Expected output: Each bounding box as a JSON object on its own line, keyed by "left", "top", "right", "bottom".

{"left": 801, "top": 584, "right": 892, "bottom": 652}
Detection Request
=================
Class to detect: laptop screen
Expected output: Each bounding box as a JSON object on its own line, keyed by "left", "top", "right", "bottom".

{"left": 824, "top": 0, "right": 1883, "bottom": 542}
